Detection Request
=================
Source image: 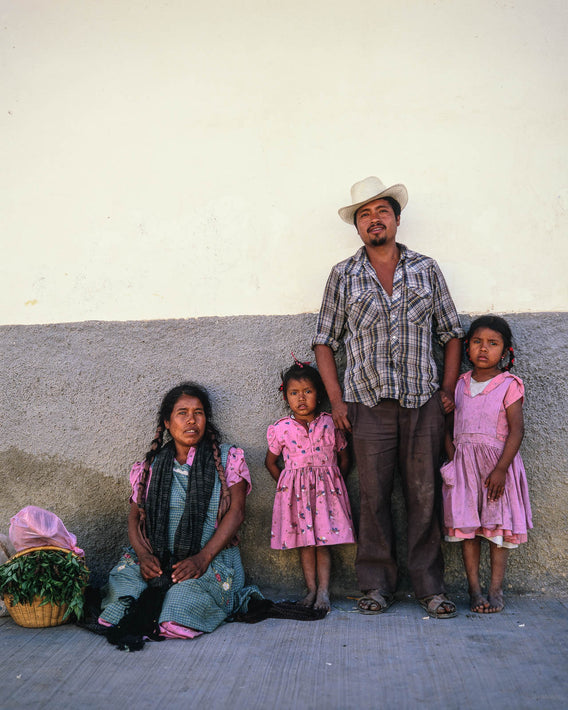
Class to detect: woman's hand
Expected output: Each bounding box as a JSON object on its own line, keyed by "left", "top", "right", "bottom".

{"left": 138, "top": 552, "right": 163, "bottom": 581}
{"left": 171, "top": 551, "right": 210, "bottom": 583}
{"left": 485, "top": 466, "right": 507, "bottom": 502}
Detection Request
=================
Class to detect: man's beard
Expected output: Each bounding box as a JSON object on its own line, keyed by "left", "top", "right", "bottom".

{"left": 369, "top": 234, "right": 387, "bottom": 247}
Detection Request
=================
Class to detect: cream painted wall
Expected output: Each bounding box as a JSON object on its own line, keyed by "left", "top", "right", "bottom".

{"left": 2, "top": 0, "right": 567, "bottom": 325}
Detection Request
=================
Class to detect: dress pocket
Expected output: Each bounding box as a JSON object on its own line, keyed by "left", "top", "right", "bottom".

{"left": 440, "top": 460, "right": 456, "bottom": 487}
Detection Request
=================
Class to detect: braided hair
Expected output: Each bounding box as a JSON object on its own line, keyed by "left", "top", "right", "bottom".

{"left": 465, "top": 315, "right": 515, "bottom": 371}
{"left": 136, "top": 382, "right": 230, "bottom": 522}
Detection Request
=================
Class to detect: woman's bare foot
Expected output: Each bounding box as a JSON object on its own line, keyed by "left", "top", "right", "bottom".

{"left": 470, "top": 593, "right": 490, "bottom": 613}
{"left": 487, "top": 590, "right": 504, "bottom": 613}
{"left": 300, "top": 589, "right": 316, "bottom": 607}
{"left": 314, "top": 589, "right": 330, "bottom": 612}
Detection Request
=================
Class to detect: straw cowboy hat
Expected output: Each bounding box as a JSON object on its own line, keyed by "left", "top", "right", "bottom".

{"left": 338, "top": 176, "right": 408, "bottom": 224}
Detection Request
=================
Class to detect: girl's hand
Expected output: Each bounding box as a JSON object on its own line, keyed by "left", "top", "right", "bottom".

{"left": 444, "top": 412, "right": 455, "bottom": 461}
{"left": 338, "top": 447, "right": 351, "bottom": 478}
{"left": 439, "top": 389, "right": 455, "bottom": 414}
{"left": 171, "top": 552, "right": 210, "bottom": 583}
{"left": 485, "top": 466, "right": 507, "bottom": 502}
{"left": 265, "top": 449, "right": 283, "bottom": 482}
{"left": 138, "top": 553, "right": 163, "bottom": 581}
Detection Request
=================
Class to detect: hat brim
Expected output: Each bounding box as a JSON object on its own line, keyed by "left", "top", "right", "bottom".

{"left": 338, "top": 184, "right": 408, "bottom": 224}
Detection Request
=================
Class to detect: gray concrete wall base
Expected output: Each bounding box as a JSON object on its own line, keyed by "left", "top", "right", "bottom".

{"left": 2, "top": 312, "right": 567, "bottom": 595}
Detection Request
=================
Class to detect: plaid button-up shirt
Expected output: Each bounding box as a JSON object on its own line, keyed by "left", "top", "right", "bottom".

{"left": 312, "top": 244, "right": 464, "bottom": 408}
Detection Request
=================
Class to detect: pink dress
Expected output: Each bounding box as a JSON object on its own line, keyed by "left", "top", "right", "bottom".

{"left": 267, "top": 413, "right": 356, "bottom": 550}
{"left": 442, "top": 371, "right": 533, "bottom": 547}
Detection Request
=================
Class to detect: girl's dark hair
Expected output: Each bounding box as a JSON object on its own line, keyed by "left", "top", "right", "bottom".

{"left": 280, "top": 363, "right": 327, "bottom": 412}
{"left": 137, "top": 382, "right": 230, "bottom": 519}
{"left": 465, "top": 315, "right": 515, "bottom": 371}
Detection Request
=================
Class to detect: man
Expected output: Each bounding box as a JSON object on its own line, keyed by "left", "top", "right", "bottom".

{"left": 313, "top": 176, "right": 464, "bottom": 618}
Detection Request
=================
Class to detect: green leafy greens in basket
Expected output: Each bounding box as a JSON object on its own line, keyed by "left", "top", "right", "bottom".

{"left": 0, "top": 549, "right": 89, "bottom": 620}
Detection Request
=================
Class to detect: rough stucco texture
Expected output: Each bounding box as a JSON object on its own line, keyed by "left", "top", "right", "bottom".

{"left": 1, "top": 313, "right": 567, "bottom": 595}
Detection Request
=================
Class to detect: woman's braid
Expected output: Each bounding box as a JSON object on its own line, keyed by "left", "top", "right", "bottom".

{"left": 209, "top": 425, "right": 231, "bottom": 521}
{"left": 137, "top": 424, "right": 164, "bottom": 520}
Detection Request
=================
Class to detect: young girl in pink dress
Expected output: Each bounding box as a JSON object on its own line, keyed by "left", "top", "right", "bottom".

{"left": 265, "top": 360, "right": 355, "bottom": 612}
{"left": 442, "top": 315, "right": 532, "bottom": 614}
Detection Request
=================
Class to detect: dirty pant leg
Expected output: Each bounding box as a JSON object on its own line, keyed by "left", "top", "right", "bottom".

{"left": 352, "top": 400, "right": 399, "bottom": 596}
{"left": 398, "top": 394, "right": 446, "bottom": 599}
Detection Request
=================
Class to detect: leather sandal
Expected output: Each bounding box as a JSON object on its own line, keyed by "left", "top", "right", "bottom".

{"left": 356, "top": 590, "right": 395, "bottom": 615}
{"left": 419, "top": 593, "right": 457, "bottom": 619}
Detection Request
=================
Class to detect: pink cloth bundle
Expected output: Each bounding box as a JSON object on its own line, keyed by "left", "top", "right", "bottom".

{"left": 9, "top": 505, "right": 84, "bottom": 556}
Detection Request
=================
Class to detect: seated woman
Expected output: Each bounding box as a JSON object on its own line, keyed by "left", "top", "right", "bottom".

{"left": 99, "top": 382, "right": 262, "bottom": 640}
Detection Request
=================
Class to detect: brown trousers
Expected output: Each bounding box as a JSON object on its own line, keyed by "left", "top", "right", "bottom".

{"left": 350, "top": 394, "right": 446, "bottom": 599}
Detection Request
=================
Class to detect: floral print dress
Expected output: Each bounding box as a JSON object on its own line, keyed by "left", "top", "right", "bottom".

{"left": 268, "top": 413, "right": 356, "bottom": 550}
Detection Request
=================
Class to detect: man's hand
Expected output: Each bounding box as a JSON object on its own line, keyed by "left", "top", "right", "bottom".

{"left": 331, "top": 399, "right": 351, "bottom": 433}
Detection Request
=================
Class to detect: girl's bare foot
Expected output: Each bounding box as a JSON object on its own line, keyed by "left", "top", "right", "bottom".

{"left": 300, "top": 589, "right": 316, "bottom": 607}
{"left": 487, "top": 590, "right": 504, "bottom": 613}
{"left": 314, "top": 589, "right": 330, "bottom": 612}
{"left": 470, "top": 593, "right": 490, "bottom": 613}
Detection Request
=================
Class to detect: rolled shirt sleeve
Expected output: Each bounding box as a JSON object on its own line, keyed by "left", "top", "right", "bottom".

{"left": 312, "top": 266, "right": 346, "bottom": 352}
{"left": 430, "top": 260, "right": 465, "bottom": 345}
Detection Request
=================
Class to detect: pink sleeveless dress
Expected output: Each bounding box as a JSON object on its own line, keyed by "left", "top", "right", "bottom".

{"left": 267, "top": 413, "right": 356, "bottom": 550}
{"left": 441, "top": 371, "right": 533, "bottom": 546}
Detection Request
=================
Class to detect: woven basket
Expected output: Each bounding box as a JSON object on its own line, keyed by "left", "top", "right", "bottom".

{"left": 4, "top": 594, "right": 69, "bottom": 628}
{"left": 2, "top": 545, "right": 83, "bottom": 628}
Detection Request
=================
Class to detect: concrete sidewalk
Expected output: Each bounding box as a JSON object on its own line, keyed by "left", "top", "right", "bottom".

{"left": 1, "top": 595, "right": 567, "bottom": 710}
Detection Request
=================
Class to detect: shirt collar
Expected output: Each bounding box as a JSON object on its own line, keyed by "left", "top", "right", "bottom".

{"left": 352, "top": 243, "right": 408, "bottom": 274}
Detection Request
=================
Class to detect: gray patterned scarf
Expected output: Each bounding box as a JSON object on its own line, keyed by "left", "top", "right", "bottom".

{"left": 144, "top": 439, "right": 216, "bottom": 565}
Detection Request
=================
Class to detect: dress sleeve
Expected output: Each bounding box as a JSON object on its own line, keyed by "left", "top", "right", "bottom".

{"left": 267, "top": 423, "right": 283, "bottom": 455}
{"left": 128, "top": 461, "right": 148, "bottom": 503}
{"left": 504, "top": 376, "right": 525, "bottom": 408}
{"left": 225, "top": 446, "right": 252, "bottom": 495}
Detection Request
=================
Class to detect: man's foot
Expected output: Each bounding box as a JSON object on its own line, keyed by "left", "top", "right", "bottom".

{"left": 469, "top": 592, "right": 490, "bottom": 613}
{"left": 314, "top": 589, "right": 331, "bottom": 612}
{"left": 300, "top": 590, "right": 316, "bottom": 607}
{"left": 487, "top": 590, "right": 505, "bottom": 613}
{"left": 419, "top": 593, "right": 457, "bottom": 619}
{"left": 356, "top": 590, "right": 395, "bottom": 615}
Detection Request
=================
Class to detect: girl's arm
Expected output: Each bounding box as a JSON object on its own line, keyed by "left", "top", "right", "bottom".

{"left": 127, "top": 502, "right": 163, "bottom": 581}
{"left": 171, "top": 479, "right": 248, "bottom": 583}
{"left": 444, "top": 411, "right": 455, "bottom": 461}
{"left": 337, "top": 446, "right": 351, "bottom": 478}
{"left": 265, "top": 449, "right": 283, "bottom": 482}
{"left": 485, "top": 399, "right": 524, "bottom": 502}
